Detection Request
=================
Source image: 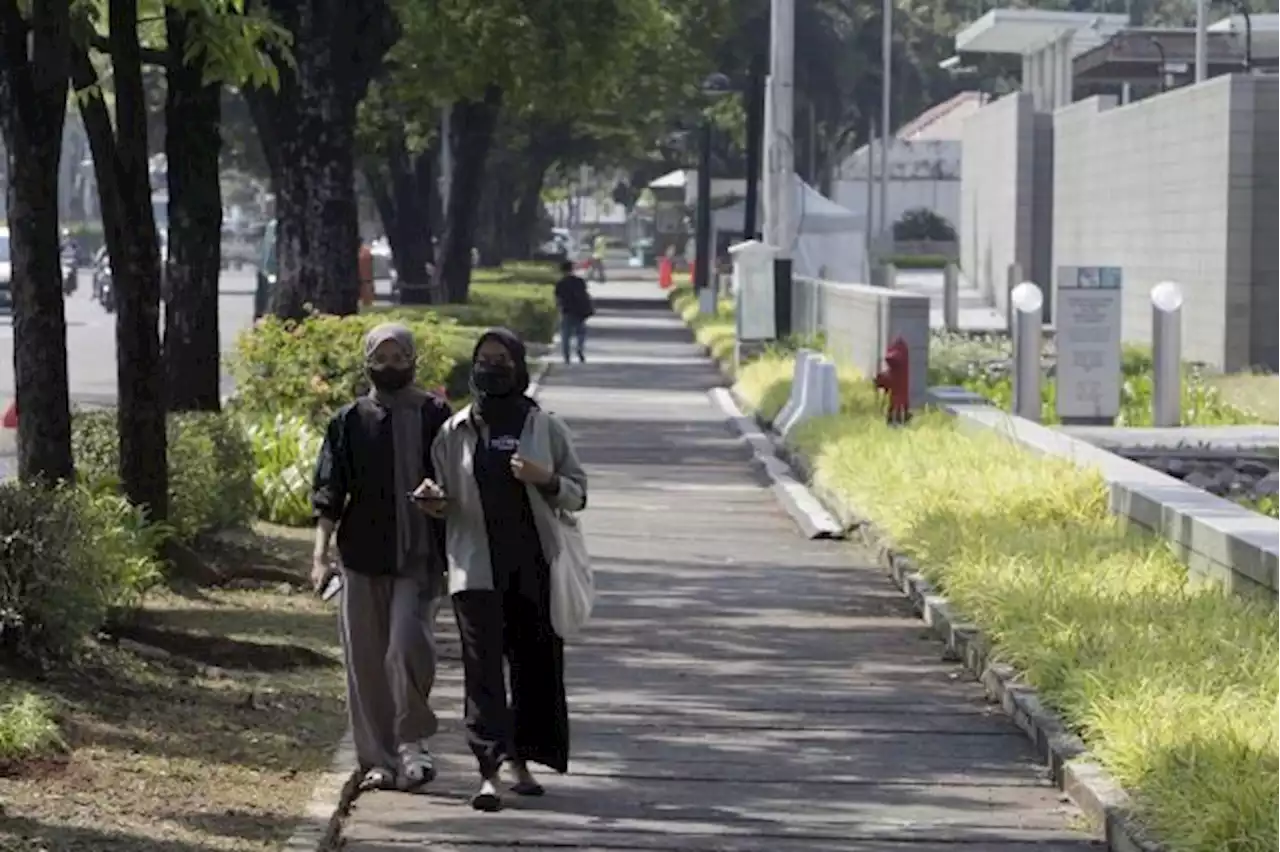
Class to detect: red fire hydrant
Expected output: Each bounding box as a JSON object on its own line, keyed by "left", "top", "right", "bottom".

{"left": 874, "top": 336, "right": 912, "bottom": 425}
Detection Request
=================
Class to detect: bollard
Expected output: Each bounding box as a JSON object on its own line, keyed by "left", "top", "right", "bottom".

{"left": 781, "top": 356, "right": 833, "bottom": 438}
{"left": 1005, "top": 261, "right": 1023, "bottom": 333}
{"left": 1151, "top": 281, "right": 1184, "bottom": 428}
{"left": 1010, "top": 281, "right": 1043, "bottom": 422}
{"left": 816, "top": 359, "right": 841, "bottom": 417}
{"left": 942, "top": 263, "right": 960, "bottom": 332}
{"left": 882, "top": 262, "right": 898, "bottom": 289}
{"left": 775, "top": 349, "right": 817, "bottom": 428}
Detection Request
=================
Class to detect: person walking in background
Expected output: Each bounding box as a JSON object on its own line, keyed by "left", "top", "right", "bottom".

{"left": 590, "top": 233, "right": 608, "bottom": 282}
{"left": 311, "top": 323, "right": 452, "bottom": 793}
{"left": 414, "top": 328, "right": 588, "bottom": 813}
{"left": 554, "top": 260, "right": 593, "bottom": 364}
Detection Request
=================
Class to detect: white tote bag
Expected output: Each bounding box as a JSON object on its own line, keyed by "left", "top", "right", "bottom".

{"left": 549, "top": 510, "right": 594, "bottom": 640}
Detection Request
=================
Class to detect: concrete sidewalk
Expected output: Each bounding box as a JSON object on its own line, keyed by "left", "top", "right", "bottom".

{"left": 339, "top": 280, "right": 1098, "bottom": 851}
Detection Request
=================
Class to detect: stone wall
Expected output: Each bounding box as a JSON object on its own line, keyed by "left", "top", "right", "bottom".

{"left": 792, "top": 277, "right": 930, "bottom": 409}
{"left": 958, "top": 92, "right": 1052, "bottom": 321}
{"left": 1052, "top": 75, "right": 1278, "bottom": 372}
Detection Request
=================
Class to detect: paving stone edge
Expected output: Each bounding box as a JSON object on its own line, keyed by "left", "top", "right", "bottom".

{"left": 285, "top": 356, "right": 554, "bottom": 851}
{"left": 713, "top": 390, "right": 1165, "bottom": 852}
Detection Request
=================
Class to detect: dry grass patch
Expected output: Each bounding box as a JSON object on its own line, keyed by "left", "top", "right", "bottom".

{"left": 0, "top": 524, "right": 347, "bottom": 852}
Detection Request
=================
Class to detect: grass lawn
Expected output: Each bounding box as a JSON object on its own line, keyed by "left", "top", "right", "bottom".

{"left": 1207, "top": 373, "right": 1279, "bottom": 424}
{"left": 0, "top": 524, "right": 347, "bottom": 852}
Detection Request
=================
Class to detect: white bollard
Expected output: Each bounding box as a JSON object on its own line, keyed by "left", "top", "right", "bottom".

{"left": 1151, "top": 281, "right": 1184, "bottom": 428}
{"left": 817, "top": 359, "right": 841, "bottom": 417}
{"left": 780, "top": 356, "right": 832, "bottom": 438}
{"left": 775, "top": 349, "right": 817, "bottom": 428}
{"left": 1011, "top": 281, "right": 1043, "bottom": 423}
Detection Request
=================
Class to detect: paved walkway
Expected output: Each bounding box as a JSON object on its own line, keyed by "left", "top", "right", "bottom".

{"left": 340, "top": 281, "right": 1098, "bottom": 851}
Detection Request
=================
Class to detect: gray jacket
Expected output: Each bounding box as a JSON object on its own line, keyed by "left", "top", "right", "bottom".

{"left": 430, "top": 405, "right": 587, "bottom": 594}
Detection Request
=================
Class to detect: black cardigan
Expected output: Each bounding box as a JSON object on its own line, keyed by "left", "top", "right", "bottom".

{"left": 311, "top": 394, "right": 452, "bottom": 577}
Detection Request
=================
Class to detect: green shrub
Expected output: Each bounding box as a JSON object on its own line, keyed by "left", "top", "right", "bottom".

{"left": 241, "top": 412, "right": 324, "bottom": 527}
{"left": 0, "top": 482, "right": 162, "bottom": 662}
{"left": 0, "top": 689, "right": 63, "bottom": 763}
{"left": 73, "top": 410, "right": 256, "bottom": 542}
{"left": 427, "top": 282, "right": 558, "bottom": 343}
{"left": 229, "top": 312, "right": 456, "bottom": 425}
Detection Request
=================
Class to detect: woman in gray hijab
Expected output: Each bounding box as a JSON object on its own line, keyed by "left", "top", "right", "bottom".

{"left": 311, "top": 322, "right": 453, "bottom": 792}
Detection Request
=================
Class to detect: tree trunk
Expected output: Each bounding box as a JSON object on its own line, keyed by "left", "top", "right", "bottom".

{"left": 163, "top": 8, "right": 223, "bottom": 413}
{"left": 0, "top": 1, "right": 75, "bottom": 483}
{"left": 368, "top": 128, "right": 434, "bottom": 305}
{"left": 107, "top": 0, "right": 168, "bottom": 520}
{"left": 436, "top": 85, "right": 502, "bottom": 303}
{"left": 246, "top": 0, "right": 397, "bottom": 319}
{"left": 511, "top": 157, "right": 550, "bottom": 259}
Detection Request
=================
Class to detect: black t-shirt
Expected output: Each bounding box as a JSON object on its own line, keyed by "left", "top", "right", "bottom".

{"left": 554, "top": 274, "right": 592, "bottom": 319}
{"left": 473, "top": 418, "right": 547, "bottom": 596}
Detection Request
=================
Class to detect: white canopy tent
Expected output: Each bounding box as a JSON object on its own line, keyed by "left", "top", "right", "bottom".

{"left": 712, "top": 176, "right": 868, "bottom": 283}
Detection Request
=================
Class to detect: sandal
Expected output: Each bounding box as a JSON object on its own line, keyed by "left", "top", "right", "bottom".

{"left": 359, "top": 766, "right": 396, "bottom": 792}
{"left": 397, "top": 742, "right": 437, "bottom": 792}
{"left": 502, "top": 760, "right": 545, "bottom": 797}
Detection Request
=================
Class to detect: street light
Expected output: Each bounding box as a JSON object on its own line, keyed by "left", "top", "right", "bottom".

{"left": 693, "top": 73, "right": 734, "bottom": 297}
{"left": 1149, "top": 36, "right": 1168, "bottom": 92}
{"left": 1229, "top": 1, "right": 1253, "bottom": 71}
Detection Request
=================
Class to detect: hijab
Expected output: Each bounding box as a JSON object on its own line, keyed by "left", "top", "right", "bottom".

{"left": 469, "top": 326, "right": 535, "bottom": 430}
{"left": 363, "top": 323, "right": 431, "bottom": 576}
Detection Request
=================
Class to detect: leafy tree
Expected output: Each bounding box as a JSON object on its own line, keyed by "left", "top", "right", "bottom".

{"left": 0, "top": 0, "right": 76, "bottom": 483}
{"left": 244, "top": 0, "right": 398, "bottom": 318}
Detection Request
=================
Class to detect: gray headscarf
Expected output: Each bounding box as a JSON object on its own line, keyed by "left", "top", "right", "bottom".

{"left": 364, "top": 323, "right": 430, "bottom": 577}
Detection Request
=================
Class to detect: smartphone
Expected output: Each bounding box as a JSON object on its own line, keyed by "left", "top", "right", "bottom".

{"left": 408, "top": 490, "right": 449, "bottom": 504}
{"left": 320, "top": 573, "right": 343, "bottom": 602}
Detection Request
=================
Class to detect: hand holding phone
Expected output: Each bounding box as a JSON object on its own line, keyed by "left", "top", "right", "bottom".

{"left": 410, "top": 478, "right": 449, "bottom": 518}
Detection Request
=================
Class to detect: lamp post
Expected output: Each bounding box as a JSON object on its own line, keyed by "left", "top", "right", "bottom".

{"left": 693, "top": 73, "right": 733, "bottom": 308}
{"left": 1149, "top": 37, "right": 1168, "bottom": 92}
{"left": 743, "top": 54, "right": 765, "bottom": 241}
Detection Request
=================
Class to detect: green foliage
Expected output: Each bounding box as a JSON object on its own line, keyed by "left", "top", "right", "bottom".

{"left": 240, "top": 413, "right": 324, "bottom": 527}
{"left": 0, "top": 690, "right": 63, "bottom": 764}
{"left": 73, "top": 410, "right": 256, "bottom": 542}
{"left": 428, "top": 283, "right": 558, "bottom": 343}
{"left": 0, "top": 483, "right": 163, "bottom": 664}
{"left": 229, "top": 311, "right": 456, "bottom": 426}
{"left": 893, "top": 208, "right": 956, "bottom": 242}
{"left": 928, "top": 334, "right": 1261, "bottom": 427}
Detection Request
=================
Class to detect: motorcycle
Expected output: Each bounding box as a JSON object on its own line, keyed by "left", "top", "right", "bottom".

{"left": 92, "top": 250, "right": 114, "bottom": 313}
{"left": 61, "top": 246, "right": 78, "bottom": 296}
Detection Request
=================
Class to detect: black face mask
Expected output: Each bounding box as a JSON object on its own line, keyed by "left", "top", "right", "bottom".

{"left": 472, "top": 363, "right": 516, "bottom": 397}
{"left": 369, "top": 365, "right": 413, "bottom": 393}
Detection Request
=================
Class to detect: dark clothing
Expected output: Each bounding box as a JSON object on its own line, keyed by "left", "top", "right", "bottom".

{"left": 561, "top": 316, "right": 587, "bottom": 363}
{"left": 311, "top": 394, "right": 452, "bottom": 579}
{"left": 453, "top": 589, "right": 569, "bottom": 777}
{"left": 471, "top": 415, "right": 546, "bottom": 602}
{"left": 554, "top": 275, "right": 593, "bottom": 320}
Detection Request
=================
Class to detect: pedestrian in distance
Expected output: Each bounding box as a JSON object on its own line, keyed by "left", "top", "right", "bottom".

{"left": 310, "top": 322, "right": 452, "bottom": 794}
{"left": 553, "top": 259, "right": 594, "bottom": 364}
{"left": 413, "top": 327, "right": 588, "bottom": 813}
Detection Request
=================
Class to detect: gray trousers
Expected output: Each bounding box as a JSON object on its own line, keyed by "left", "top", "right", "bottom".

{"left": 339, "top": 571, "right": 441, "bottom": 772}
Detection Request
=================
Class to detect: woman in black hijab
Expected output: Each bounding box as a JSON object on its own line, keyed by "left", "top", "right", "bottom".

{"left": 418, "top": 327, "right": 588, "bottom": 811}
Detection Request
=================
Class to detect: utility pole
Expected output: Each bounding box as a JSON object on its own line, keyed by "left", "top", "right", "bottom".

{"left": 1194, "top": 0, "right": 1208, "bottom": 81}
{"left": 879, "top": 0, "right": 892, "bottom": 254}
{"left": 768, "top": 0, "right": 795, "bottom": 338}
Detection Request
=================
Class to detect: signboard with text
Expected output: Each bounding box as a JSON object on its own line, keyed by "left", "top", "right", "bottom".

{"left": 1054, "top": 266, "right": 1123, "bottom": 423}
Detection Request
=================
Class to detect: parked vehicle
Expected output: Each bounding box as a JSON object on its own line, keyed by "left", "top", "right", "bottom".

{"left": 0, "top": 227, "right": 11, "bottom": 315}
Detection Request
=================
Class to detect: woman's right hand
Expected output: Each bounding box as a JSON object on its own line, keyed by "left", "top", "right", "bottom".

{"left": 311, "top": 551, "right": 331, "bottom": 592}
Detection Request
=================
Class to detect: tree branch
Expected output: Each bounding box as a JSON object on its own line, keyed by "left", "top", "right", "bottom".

{"left": 87, "top": 31, "right": 169, "bottom": 67}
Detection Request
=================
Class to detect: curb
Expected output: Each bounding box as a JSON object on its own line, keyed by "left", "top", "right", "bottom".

{"left": 766, "top": 434, "right": 1164, "bottom": 852}
{"left": 280, "top": 731, "right": 360, "bottom": 852}
{"left": 708, "top": 387, "right": 843, "bottom": 540}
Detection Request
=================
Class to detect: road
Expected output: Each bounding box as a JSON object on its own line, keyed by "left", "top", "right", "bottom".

{"left": 0, "top": 267, "right": 397, "bottom": 478}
